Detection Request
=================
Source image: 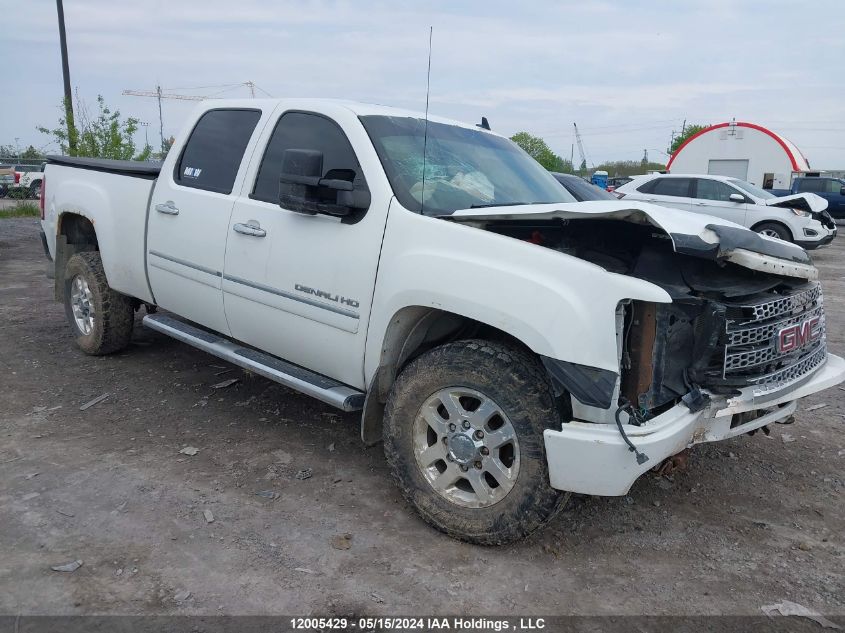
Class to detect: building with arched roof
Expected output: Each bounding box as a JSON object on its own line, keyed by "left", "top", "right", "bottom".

{"left": 666, "top": 121, "right": 811, "bottom": 190}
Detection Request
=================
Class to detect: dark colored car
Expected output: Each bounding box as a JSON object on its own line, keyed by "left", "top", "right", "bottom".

{"left": 552, "top": 173, "right": 618, "bottom": 201}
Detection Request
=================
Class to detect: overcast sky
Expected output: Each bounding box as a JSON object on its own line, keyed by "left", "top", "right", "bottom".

{"left": 3, "top": 0, "right": 844, "bottom": 167}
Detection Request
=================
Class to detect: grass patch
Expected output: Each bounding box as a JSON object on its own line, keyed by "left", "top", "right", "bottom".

{"left": 0, "top": 202, "right": 40, "bottom": 218}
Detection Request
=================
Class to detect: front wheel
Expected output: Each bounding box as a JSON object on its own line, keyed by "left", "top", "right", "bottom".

{"left": 755, "top": 222, "right": 791, "bottom": 241}
{"left": 383, "top": 340, "right": 569, "bottom": 545}
{"left": 63, "top": 252, "right": 134, "bottom": 355}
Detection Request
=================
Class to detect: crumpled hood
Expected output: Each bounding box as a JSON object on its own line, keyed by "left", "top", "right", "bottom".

{"left": 764, "top": 192, "right": 828, "bottom": 214}
{"left": 450, "top": 200, "right": 818, "bottom": 281}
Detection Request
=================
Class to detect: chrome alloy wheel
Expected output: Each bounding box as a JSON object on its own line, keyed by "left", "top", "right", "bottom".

{"left": 758, "top": 228, "right": 783, "bottom": 239}
{"left": 413, "top": 387, "right": 520, "bottom": 508}
{"left": 70, "top": 274, "right": 95, "bottom": 335}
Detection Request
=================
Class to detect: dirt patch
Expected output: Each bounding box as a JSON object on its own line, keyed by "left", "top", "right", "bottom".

{"left": 0, "top": 217, "right": 843, "bottom": 616}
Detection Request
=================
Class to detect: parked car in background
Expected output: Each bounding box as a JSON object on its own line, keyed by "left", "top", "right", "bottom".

{"left": 769, "top": 177, "right": 845, "bottom": 222}
{"left": 552, "top": 172, "right": 617, "bottom": 201}
{"left": 614, "top": 173, "right": 836, "bottom": 249}
{"left": 0, "top": 166, "right": 14, "bottom": 197}
{"left": 13, "top": 163, "right": 45, "bottom": 197}
{"left": 607, "top": 176, "right": 633, "bottom": 191}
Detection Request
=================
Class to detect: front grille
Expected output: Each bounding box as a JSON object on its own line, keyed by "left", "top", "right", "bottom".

{"left": 717, "top": 282, "right": 826, "bottom": 395}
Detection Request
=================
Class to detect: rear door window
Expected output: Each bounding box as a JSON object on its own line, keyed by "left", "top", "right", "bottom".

{"left": 649, "top": 178, "right": 693, "bottom": 197}
{"left": 175, "top": 109, "right": 261, "bottom": 194}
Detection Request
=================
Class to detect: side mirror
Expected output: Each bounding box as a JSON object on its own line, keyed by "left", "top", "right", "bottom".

{"left": 729, "top": 193, "right": 745, "bottom": 203}
{"left": 840, "top": 186, "right": 845, "bottom": 196}
{"left": 278, "top": 149, "right": 370, "bottom": 217}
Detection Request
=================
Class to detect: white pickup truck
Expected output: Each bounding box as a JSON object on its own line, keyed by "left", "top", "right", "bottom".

{"left": 40, "top": 99, "right": 845, "bottom": 544}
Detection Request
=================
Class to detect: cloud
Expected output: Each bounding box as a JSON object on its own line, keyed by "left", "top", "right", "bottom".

{"left": 3, "top": 0, "right": 843, "bottom": 165}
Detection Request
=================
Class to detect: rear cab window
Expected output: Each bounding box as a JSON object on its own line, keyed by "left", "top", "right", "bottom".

{"left": 175, "top": 109, "right": 262, "bottom": 194}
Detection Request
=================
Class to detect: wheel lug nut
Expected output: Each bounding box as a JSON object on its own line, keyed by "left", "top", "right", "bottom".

{"left": 462, "top": 420, "right": 471, "bottom": 430}
{"left": 474, "top": 430, "right": 484, "bottom": 440}
{"left": 442, "top": 436, "right": 448, "bottom": 444}
{"left": 473, "top": 461, "right": 482, "bottom": 469}
{"left": 459, "top": 464, "right": 469, "bottom": 472}
{"left": 480, "top": 447, "right": 489, "bottom": 456}
{"left": 448, "top": 423, "right": 456, "bottom": 432}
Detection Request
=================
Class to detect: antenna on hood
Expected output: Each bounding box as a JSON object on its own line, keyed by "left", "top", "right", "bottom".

{"left": 420, "top": 26, "right": 433, "bottom": 215}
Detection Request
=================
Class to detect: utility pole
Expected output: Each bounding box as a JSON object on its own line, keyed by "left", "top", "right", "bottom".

{"left": 139, "top": 122, "right": 150, "bottom": 148}
{"left": 156, "top": 85, "right": 165, "bottom": 152}
{"left": 56, "top": 0, "right": 77, "bottom": 155}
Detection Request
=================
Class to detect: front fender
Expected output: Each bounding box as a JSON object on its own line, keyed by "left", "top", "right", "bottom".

{"left": 364, "top": 203, "right": 671, "bottom": 386}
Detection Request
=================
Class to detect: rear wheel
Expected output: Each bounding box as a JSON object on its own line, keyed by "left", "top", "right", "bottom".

{"left": 755, "top": 222, "right": 791, "bottom": 241}
{"left": 383, "top": 340, "right": 569, "bottom": 545}
{"left": 63, "top": 252, "right": 134, "bottom": 355}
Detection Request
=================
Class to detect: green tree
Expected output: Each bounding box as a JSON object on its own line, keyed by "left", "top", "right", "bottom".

{"left": 38, "top": 94, "right": 151, "bottom": 161}
{"left": 510, "top": 131, "right": 572, "bottom": 172}
{"left": 20, "top": 145, "right": 42, "bottom": 160}
{"left": 152, "top": 136, "right": 175, "bottom": 161}
{"left": 593, "top": 160, "right": 667, "bottom": 177}
{"left": 669, "top": 123, "right": 708, "bottom": 155}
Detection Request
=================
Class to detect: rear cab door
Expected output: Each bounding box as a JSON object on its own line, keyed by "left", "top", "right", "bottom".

{"left": 221, "top": 102, "right": 393, "bottom": 388}
{"left": 146, "top": 105, "right": 269, "bottom": 335}
{"left": 690, "top": 178, "right": 749, "bottom": 225}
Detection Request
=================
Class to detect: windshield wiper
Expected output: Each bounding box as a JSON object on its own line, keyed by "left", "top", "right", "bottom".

{"left": 469, "top": 202, "right": 532, "bottom": 209}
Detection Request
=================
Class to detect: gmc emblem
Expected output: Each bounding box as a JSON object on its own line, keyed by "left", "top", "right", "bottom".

{"left": 776, "top": 316, "right": 822, "bottom": 354}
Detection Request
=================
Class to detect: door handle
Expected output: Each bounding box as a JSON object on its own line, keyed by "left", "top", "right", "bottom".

{"left": 233, "top": 221, "right": 266, "bottom": 238}
{"left": 155, "top": 201, "right": 179, "bottom": 215}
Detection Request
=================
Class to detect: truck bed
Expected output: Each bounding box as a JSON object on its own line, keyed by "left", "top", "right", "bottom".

{"left": 42, "top": 161, "right": 158, "bottom": 303}
{"left": 46, "top": 156, "right": 162, "bottom": 178}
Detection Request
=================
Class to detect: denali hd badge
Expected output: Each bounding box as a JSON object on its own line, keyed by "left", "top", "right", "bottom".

{"left": 776, "top": 316, "right": 822, "bottom": 354}
{"left": 294, "top": 283, "right": 359, "bottom": 308}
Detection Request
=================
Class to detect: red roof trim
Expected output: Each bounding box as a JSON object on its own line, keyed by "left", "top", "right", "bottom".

{"left": 666, "top": 121, "right": 801, "bottom": 172}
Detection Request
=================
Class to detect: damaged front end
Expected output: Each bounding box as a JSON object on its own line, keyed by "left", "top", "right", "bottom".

{"left": 451, "top": 201, "right": 845, "bottom": 495}
{"left": 619, "top": 246, "right": 826, "bottom": 420}
{"left": 453, "top": 201, "right": 826, "bottom": 422}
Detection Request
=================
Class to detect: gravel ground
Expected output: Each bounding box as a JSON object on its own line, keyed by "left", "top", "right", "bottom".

{"left": 0, "top": 217, "right": 843, "bottom": 617}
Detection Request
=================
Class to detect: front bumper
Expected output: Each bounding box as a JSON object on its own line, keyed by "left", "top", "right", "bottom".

{"left": 796, "top": 224, "right": 837, "bottom": 249}
{"left": 543, "top": 352, "right": 845, "bottom": 496}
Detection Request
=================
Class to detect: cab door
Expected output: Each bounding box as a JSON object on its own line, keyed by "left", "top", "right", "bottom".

{"left": 146, "top": 108, "right": 263, "bottom": 335}
{"left": 222, "top": 108, "right": 392, "bottom": 388}
{"left": 691, "top": 178, "right": 749, "bottom": 225}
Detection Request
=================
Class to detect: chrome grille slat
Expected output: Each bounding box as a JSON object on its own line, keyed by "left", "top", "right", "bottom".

{"left": 736, "top": 284, "right": 821, "bottom": 324}
{"left": 749, "top": 346, "right": 828, "bottom": 396}
{"left": 727, "top": 305, "right": 824, "bottom": 347}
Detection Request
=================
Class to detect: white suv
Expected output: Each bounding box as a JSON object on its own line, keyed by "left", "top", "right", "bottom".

{"left": 615, "top": 174, "right": 836, "bottom": 249}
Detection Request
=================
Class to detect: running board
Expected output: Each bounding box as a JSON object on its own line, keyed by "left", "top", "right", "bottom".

{"left": 142, "top": 313, "right": 364, "bottom": 412}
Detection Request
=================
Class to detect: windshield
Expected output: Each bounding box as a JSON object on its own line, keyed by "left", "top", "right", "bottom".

{"left": 729, "top": 179, "right": 776, "bottom": 200}
{"left": 359, "top": 115, "right": 575, "bottom": 215}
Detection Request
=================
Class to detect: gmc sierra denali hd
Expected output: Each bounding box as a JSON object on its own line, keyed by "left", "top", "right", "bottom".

{"left": 39, "top": 99, "right": 845, "bottom": 544}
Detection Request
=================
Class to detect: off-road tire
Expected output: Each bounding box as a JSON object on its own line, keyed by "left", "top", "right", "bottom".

{"left": 755, "top": 222, "right": 791, "bottom": 242}
{"left": 63, "top": 252, "right": 134, "bottom": 355}
{"left": 383, "top": 339, "right": 569, "bottom": 545}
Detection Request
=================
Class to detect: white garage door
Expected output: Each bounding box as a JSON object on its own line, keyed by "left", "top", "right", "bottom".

{"left": 708, "top": 159, "right": 749, "bottom": 180}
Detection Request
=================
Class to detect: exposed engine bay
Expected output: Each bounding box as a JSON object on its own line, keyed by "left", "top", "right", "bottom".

{"left": 484, "top": 218, "right": 827, "bottom": 419}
